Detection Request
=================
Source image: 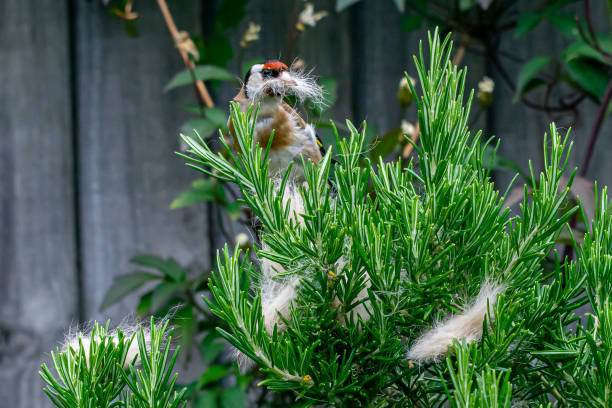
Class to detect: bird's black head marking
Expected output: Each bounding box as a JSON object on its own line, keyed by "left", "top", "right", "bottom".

{"left": 243, "top": 67, "right": 252, "bottom": 98}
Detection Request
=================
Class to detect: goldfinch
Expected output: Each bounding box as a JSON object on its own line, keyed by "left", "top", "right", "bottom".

{"left": 227, "top": 60, "right": 326, "bottom": 178}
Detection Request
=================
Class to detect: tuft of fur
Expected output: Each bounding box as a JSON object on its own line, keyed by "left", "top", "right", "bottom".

{"left": 407, "top": 282, "right": 504, "bottom": 363}
{"left": 258, "top": 182, "right": 305, "bottom": 334}
{"left": 60, "top": 316, "right": 173, "bottom": 369}
{"left": 282, "top": 182, "right": 307, "bottom": 225}
{"left": 248, "top": 69, "right": 324, "bottom": 107}
{"left": 333, "top": 238, "right": 371, "bottom": 326}
{"left": 63, "top": 325, "right": 147, "bottom": 369}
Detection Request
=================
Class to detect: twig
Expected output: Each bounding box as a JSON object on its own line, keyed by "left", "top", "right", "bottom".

{"left": 580, "top": 78, "right": 612, "bottom": 177}
{"left": 156, "top": 0, "right": 214, "bottom": 108}
{"left": 561, "top": 8, "right": 612, "bottom": 268}
{"left": 452, "top": 33, "right": 470, "bottom": 66}
{"left": 580, "top": 0, "right": 612, "bottom": 59}
{"left": 489, "top": 52, "right": 583, "bottom": 113}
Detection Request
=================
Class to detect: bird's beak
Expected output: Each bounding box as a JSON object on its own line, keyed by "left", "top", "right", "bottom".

{"left": 280, "top": 71, "right": 297, "bottom": 87}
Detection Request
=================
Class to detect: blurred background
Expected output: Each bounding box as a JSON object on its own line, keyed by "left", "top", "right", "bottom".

{"left": 2, "top": 0, "right": 612, "bottom": 406}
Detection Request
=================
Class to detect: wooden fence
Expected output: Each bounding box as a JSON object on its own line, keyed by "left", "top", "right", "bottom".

{"left": 1, "top": 0, "right": 611, "bottom": 405}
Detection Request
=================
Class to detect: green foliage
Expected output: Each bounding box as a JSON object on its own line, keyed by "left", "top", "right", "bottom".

{"left": 170, "top": 178, "right": 242, "bottom": 219}
{"left": 179, "top": 30, "right": 612, "bottom": 407}
{"left": 95, "top": 0, "right": 612, "bottom": 405}
{"left": 101, "top": 255, "right": 188, "bottom": 313}
{"left": 514, "top": 56, "right": 552, "bottom": 101}
{"left": 164, "top": 66, "right": 238, "bottom": 92}
{"left": 510, "top": 2, "right": 612, "bottom": 105}
{"left": 100, "top": 254, "right": 292, "bottom": 407}
{"left": 40, "top": 318, "right": 187, "bottom": 408}
{"left": 443, "top": 342, "right": 514, "bottom": 408}
{"left": 515, "top": 12, "right": 543, "bottom": 38}
{"left": 564, "top": 47, "right": 611, "bottom": 102}
{"left": 369, "top": 127, "right": 403, "bottom": 160}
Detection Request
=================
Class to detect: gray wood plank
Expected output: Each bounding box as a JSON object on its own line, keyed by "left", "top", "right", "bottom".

{"left": 352, "top": 2, "right": 488, "bottom": 143}
{"left": 571, "top": 1, "right": 612, "bottom": 190}
{"left": 74, "top": 0, "right": 209, "bottom": 322}
{"left": 212, "top": 0, "right": 349, "bottom": 254}
{"left": 352, "top": 0, "right": 419, "bottom": 133}
{"left": 488, "top": 1, "right": 609, "bottom": 190}
{"left": 0, "top": 1, "right": 78, "bottom": 406}
{"left": 295, "top": 0, "right": 355, "bottom": 124}
{"left": 216, "top": 0, "right": 354, "bottom": 121}
{"left": 489, "top": 25, "right": 564, "bottom": 189}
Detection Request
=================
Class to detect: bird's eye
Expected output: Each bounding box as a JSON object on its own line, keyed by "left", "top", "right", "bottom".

{"left": 262, "top": 69, "right": 280, "bottom": 79}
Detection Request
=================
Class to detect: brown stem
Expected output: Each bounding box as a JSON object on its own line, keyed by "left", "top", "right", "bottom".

{"left": 585, "top": 0, "right": 598, "bottom": 44}
{"left": 188, "top": 68, "right": 206, "bottom": 117}
{"left": 577, "top": 1, "right": 612, "bottom": 60}
{"left": 156, "top": 0, "right": 214, "bottom": 108}
{"left": 452, "top": 34, "right": 470, "bottom": 66}
{"left": 561, "top": 77, "right": 612, "bottom": 279}
{"left": 581, "top": 78, "right": 612, "bottom": 177}
{"left": 489, "top": 52, "right": 583, "bottom": 113}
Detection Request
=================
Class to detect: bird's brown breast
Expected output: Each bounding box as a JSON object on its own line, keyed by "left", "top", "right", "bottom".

{"left": 227, "top": 104, "right": 297, "bottom": 152}
{"left": 256, "top": 107, "right": 296, "bottom": 151}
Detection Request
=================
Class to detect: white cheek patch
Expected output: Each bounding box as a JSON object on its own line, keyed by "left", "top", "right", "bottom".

{"left": 245, "top": 63, "right": 324, "bottom": 108}
{"left": 246, "top": 72, "right": 265, "bottom": 99}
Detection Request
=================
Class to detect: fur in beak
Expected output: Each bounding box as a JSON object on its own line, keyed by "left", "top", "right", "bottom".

{"left": 280, "top": 70, "right": 297, "bottom": 87}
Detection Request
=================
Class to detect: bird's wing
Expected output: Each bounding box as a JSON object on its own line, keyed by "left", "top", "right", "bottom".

{"left": 225, "top": 115, "right": 241, "bottom": 152}
{"left": 224, "top": 89, "right": 249, "bottom": 152}
{"left": 281, "top": 102, "right": 307, "bottom": 129}
{"left": 281, "top": 102, "right": 326, "bottom": 156}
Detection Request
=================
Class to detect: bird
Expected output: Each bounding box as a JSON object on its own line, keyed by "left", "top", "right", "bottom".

{"left": 226, "top": 60, "right": 326, "bottom": 179}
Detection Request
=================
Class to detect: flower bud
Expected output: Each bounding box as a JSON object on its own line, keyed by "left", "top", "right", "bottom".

{"left": 235, "top": 232, "right": 251, "bottom": 251}
{"left": 175, "top": 31, "right": 199, "bottom": 61}
{"left": 400, "top": 120, "right": 415, "bottom": 138}
{"left": 397, "top": 76, "right": 416, "bottom": 109}
{"left": 296, "top": 3, "right": 328, "bottom": 31}
{"left": 477, "top": 76, "right": 494, "bottom": 108}
{"left": 240, "top": 22, "right": 261, "bottom": 48}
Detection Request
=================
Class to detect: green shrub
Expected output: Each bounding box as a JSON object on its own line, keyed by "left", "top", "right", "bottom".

{"left": 179, "top": 29, "right": 612, "bottom": 407}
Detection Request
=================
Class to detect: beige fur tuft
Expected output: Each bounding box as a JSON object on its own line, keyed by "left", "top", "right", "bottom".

{"left": 407, "top": 282, "right": 504, "bottom": 363}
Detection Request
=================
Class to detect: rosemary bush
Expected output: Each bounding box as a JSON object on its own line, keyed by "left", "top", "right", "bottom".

{"left": 180, "top": 30, "right": 612, "bottom": 407}
{"left": 40, "top": 318, "right": 187, "bottom": 408}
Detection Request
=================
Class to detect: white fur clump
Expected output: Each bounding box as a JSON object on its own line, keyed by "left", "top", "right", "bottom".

{"left": 62, "top": 321, "right": 151, "bottom": 369}
{"left": 286, "top": 68, "right": 325, "bottom": 106}
{"left": 235, "top": 238, "right": 300, "bottom": 370}
{"left": 249, "top": 69, "right": 324, "bottom": 107}
{"left": 259, "top": 182, "right": 306, "bottom": 333}
{"left": 282, "top": 182, "right": 307, "bottom": 225}
{"left": 333, "top": 238, "right": 371, "bottom": 325}
{"left": 260, "top": 263, "right": 300, "bottom": 333}
{"left": 258, "top": 187, "right": 375, "bottom": 332}
{"left": 407, "top": 282, "right": 504, "bottom": 363}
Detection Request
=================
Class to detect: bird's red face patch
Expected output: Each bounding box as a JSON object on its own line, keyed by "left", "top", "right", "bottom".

{"left": 262, "top": 61, "right": 289, "bottom": 71}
